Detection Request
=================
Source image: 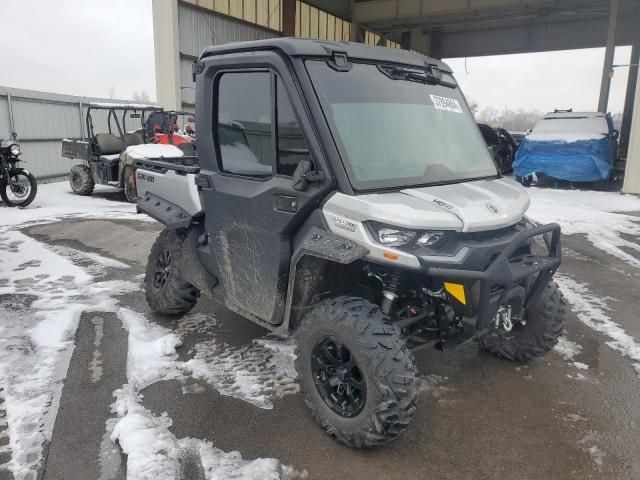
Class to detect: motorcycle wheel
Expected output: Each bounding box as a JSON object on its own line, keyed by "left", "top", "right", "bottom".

{"left": 1, "top": 169, "right": 38, "bottom": 207}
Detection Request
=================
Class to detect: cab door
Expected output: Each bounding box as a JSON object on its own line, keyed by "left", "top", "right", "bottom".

{"left": 198, "top": 56, "right": 330, "bottom": 325}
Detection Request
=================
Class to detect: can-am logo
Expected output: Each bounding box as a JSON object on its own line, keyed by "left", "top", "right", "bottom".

{"left": 486, "top": 202, "right": 499, "bottom": 214}
{"left": 432, "top": 198, "right": 453, "bottom": 210}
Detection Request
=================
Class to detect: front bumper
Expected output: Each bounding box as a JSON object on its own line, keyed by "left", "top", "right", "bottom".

{"left": 422, "top": 223, "right": 561, "bottom": 334}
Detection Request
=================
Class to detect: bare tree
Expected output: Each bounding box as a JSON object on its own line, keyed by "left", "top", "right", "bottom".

{"left": 107, "top": 85, "right": 116, "bottom": 99}
{"left": 132, "top": 90, "right": 151, "bottom": 103}
{"left": 467, "top": 98, "right": 479, "bottom": 116}
{"left": 476, "top": 106, "right": 542, "bottom": 131}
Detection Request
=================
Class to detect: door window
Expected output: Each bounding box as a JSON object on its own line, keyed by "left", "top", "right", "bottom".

{"left": 217, "top": 71, "right": 273, "bottom": 177}
{"left": 216, "top": 71, "right": 310, "bottom": 178}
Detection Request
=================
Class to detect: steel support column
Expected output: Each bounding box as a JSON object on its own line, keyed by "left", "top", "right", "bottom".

{"left": 152, "top": 0, "right": 181, "bottom": 110}
{"left": 623, "top": 65, "right": 640, "bottom": 194}
{"left": 282, "top": 0, "right": 296, "bottom": 37}
{"left": 598, "top": 0, "right": 619, "bottom": 112}
{"left": 620, "top": 42, "right": 639, "bottom": 154}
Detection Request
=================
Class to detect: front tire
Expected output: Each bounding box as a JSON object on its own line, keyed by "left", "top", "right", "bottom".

{"left": 479, "top": 282, "right": 565, "bottom": 362}
{"left": 295, "top": 297, "right": 417, "bottom": 448}
{"left": 69, "top": 164, "right": 95, "bottom": 195}
{"left": 145, "top": 229, "right": 199, "bottom": 315}
{"left": 1, "top": 169, "right": 37, "bottom": 207}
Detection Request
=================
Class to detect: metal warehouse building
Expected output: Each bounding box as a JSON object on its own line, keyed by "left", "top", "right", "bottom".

{"left": 153, "top": 0, "right": 640, "bottom": 194}
{"left": 0, "top": 87, "right": 133, "bottom": 180}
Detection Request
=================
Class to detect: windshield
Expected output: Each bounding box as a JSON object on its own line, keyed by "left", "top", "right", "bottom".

{"left": 306, "top": 61, "right": 497, "bottom": 190}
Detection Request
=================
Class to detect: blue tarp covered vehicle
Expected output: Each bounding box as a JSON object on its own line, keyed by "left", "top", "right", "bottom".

{"left": 513, "top": 112, "right": 618, "bottom": 182}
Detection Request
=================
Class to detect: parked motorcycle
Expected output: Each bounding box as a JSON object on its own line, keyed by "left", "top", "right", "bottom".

{"left": 1, "top": 133, "right": 37, "bottom": 207}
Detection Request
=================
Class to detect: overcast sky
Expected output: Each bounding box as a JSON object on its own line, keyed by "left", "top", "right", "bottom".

{"left": 0, "top": 0, "right": 634, "bottom": 114}
{"left": 0, "top": 0, "right": 156, "bottom": 101}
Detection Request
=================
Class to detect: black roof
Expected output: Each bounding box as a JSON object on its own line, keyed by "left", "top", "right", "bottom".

{"left": 199, "top": 37, "right": 452, "bottom": 73}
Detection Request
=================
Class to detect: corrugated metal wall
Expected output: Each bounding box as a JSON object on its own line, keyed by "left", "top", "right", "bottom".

{"left": 177, "top": 2, "right": 278, "bottom": 107}
{"left": 0, "top": 87, "right": 140, "bottom": 179}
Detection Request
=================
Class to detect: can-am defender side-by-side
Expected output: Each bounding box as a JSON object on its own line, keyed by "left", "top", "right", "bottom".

{"left": 62, "top": 103, "right": 183, "bottom": 203}
{"left": 134, "top": 39, "right": 566, "bottom": 448}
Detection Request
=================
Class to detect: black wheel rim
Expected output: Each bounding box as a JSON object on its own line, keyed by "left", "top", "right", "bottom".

{"left": 5, "top": 173, "right": 30, "bottom": 201}
{"left": 311, "top": 336, "right": 366, "bottom": 418}
{"left": 152, "top": 248, "right": 172, "bottom": 291}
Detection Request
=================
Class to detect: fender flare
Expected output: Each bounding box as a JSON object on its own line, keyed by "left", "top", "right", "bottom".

{"left": 136, "top": 191, "right": 196, "bottom": 229}
{"left": 281, "top": 226, "right": 369, "bottom": 333}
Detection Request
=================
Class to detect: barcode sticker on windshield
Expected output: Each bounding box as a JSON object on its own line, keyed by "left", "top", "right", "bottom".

{"left": 430, "top": 95, "right": 463, "bottom": 113}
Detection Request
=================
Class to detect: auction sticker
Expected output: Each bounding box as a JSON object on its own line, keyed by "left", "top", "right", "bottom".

{"left": 430, "top": 95, "right": 463, "bottom": 113}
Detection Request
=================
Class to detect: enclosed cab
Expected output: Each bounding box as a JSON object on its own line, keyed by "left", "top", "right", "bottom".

{"left": 136, "top": 39, "right": 566, "bottom": 448}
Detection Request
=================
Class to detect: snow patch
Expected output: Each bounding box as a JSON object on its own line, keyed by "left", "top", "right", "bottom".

{"left": 119, "top": 308, "right": 183, "bottom": 390}
{"left": 553, "top": 336, "right": 583, "bottom": 361}
{"left": 110, "top": 387, "right": 306, "bottom": 480}
{"left": 528, "top": 114, "right": 609, "bottom": 143}
{"left": 110, "top": 311, "right": 305, "bottom": 479}
{"left": 184, "top": 335, "right": 298, "bottom": 409}
{"left": 527, "top": 188, "right": 640, "bottom": 268}
{"left": 125, "top": 143, "right": 184, "bottom": 160}
{"left": 578, "top": 431, "right": 605, "bottom": 467}
{"left": 556, "top": 274, "right": 640, "bottom": 377}
{"left": 117, "top": 309, "right": 298, "bottom": 409}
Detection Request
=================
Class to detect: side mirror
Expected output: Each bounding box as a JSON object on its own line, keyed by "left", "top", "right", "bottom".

{"left": 611, "top": 130, "right": 619, "bottom": 140}
{"left": 292, "top": 160, "right": 324, "bottom": 191}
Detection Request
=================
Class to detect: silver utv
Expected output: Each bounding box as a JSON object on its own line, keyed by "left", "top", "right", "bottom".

{"left": 135, "top": 39, "right": 566, "bottom": 449}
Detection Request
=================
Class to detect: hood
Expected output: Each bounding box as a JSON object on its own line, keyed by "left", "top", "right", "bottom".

{"left": 401, "top": 177, "right": 529, "bottom": 232}
{"left": 322, "top": 178, "right": 529, "bottom": 233}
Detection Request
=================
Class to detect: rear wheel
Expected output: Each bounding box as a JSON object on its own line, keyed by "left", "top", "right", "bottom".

{"left": 479, "top": 282, "right": 565, "bottom": 362}
{"left": 69, "top": 164, "right": 95, "bottom": 195}
{"left": 123, "top": 166, "right": 137, "bottom": 203}
{"left": 295, "top": 296, "right": 417, "bottom": 448}
{"left": 145, "top": 229, "right": 199, "bottom": 315}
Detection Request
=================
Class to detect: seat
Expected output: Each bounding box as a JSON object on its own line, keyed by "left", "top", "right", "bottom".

{"left": 124, "top": 133, "right": 143, "bottom": 147}
{"left": 95, "top": 133, "right": 124, "bottom": 155}
{"left": 98, "top": 153, "right": 121, "bottom": 166}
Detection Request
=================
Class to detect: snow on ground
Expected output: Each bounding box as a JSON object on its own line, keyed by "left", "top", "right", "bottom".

{"left": 1, "top": 181, "right": 301, "bottom": 478}
{"left": 1, "top": 182, "right": 144, "bottom": 228}
{"left": 0, "top": 232, "right": 137, "bottom": 478}
{"left": 0, "top": 182, "right": 144, "bottom": 478}
{"left": 554, "top": 336, "right": 583, "bottom": 361}
{"left": 119, "top": 309, "right": 298, "bottom": 408}
{"left": 527, "top": 188, "right": 640, "bottom": 268}
{"left": 111, "top": 309, "right": 305, "bottom": 479}
{"left": 555, "top": 274, "right": 640, "bottom": 377}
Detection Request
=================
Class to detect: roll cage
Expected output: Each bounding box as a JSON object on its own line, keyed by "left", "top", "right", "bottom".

{"left": 85, "top": 103, "right": 163, "bottom": 151}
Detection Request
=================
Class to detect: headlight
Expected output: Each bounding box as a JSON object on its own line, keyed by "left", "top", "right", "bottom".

{"left": 417, "top": 231, "right": 445, "bottom": 247}
{"left": 376, "top": 227, "right": 416, "bottom": 247}
{"left": 369, "top": 222, "right": 447, "bottom": 248}
{"left": 10, "top": 144, "right": 20, "bottom": 156}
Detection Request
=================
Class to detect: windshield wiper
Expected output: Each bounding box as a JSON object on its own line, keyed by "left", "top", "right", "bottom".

{"left": 378, "top": 64, "right": 456, "bottom": 88}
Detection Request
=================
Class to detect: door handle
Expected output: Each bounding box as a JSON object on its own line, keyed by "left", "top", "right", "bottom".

{"left": 275, "top": 195, "right": 298, "bottom": 213}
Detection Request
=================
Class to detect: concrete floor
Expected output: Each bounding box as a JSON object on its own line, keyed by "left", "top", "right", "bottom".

{"left": 9, "top": 210, "right": 640, "bottom": 480}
